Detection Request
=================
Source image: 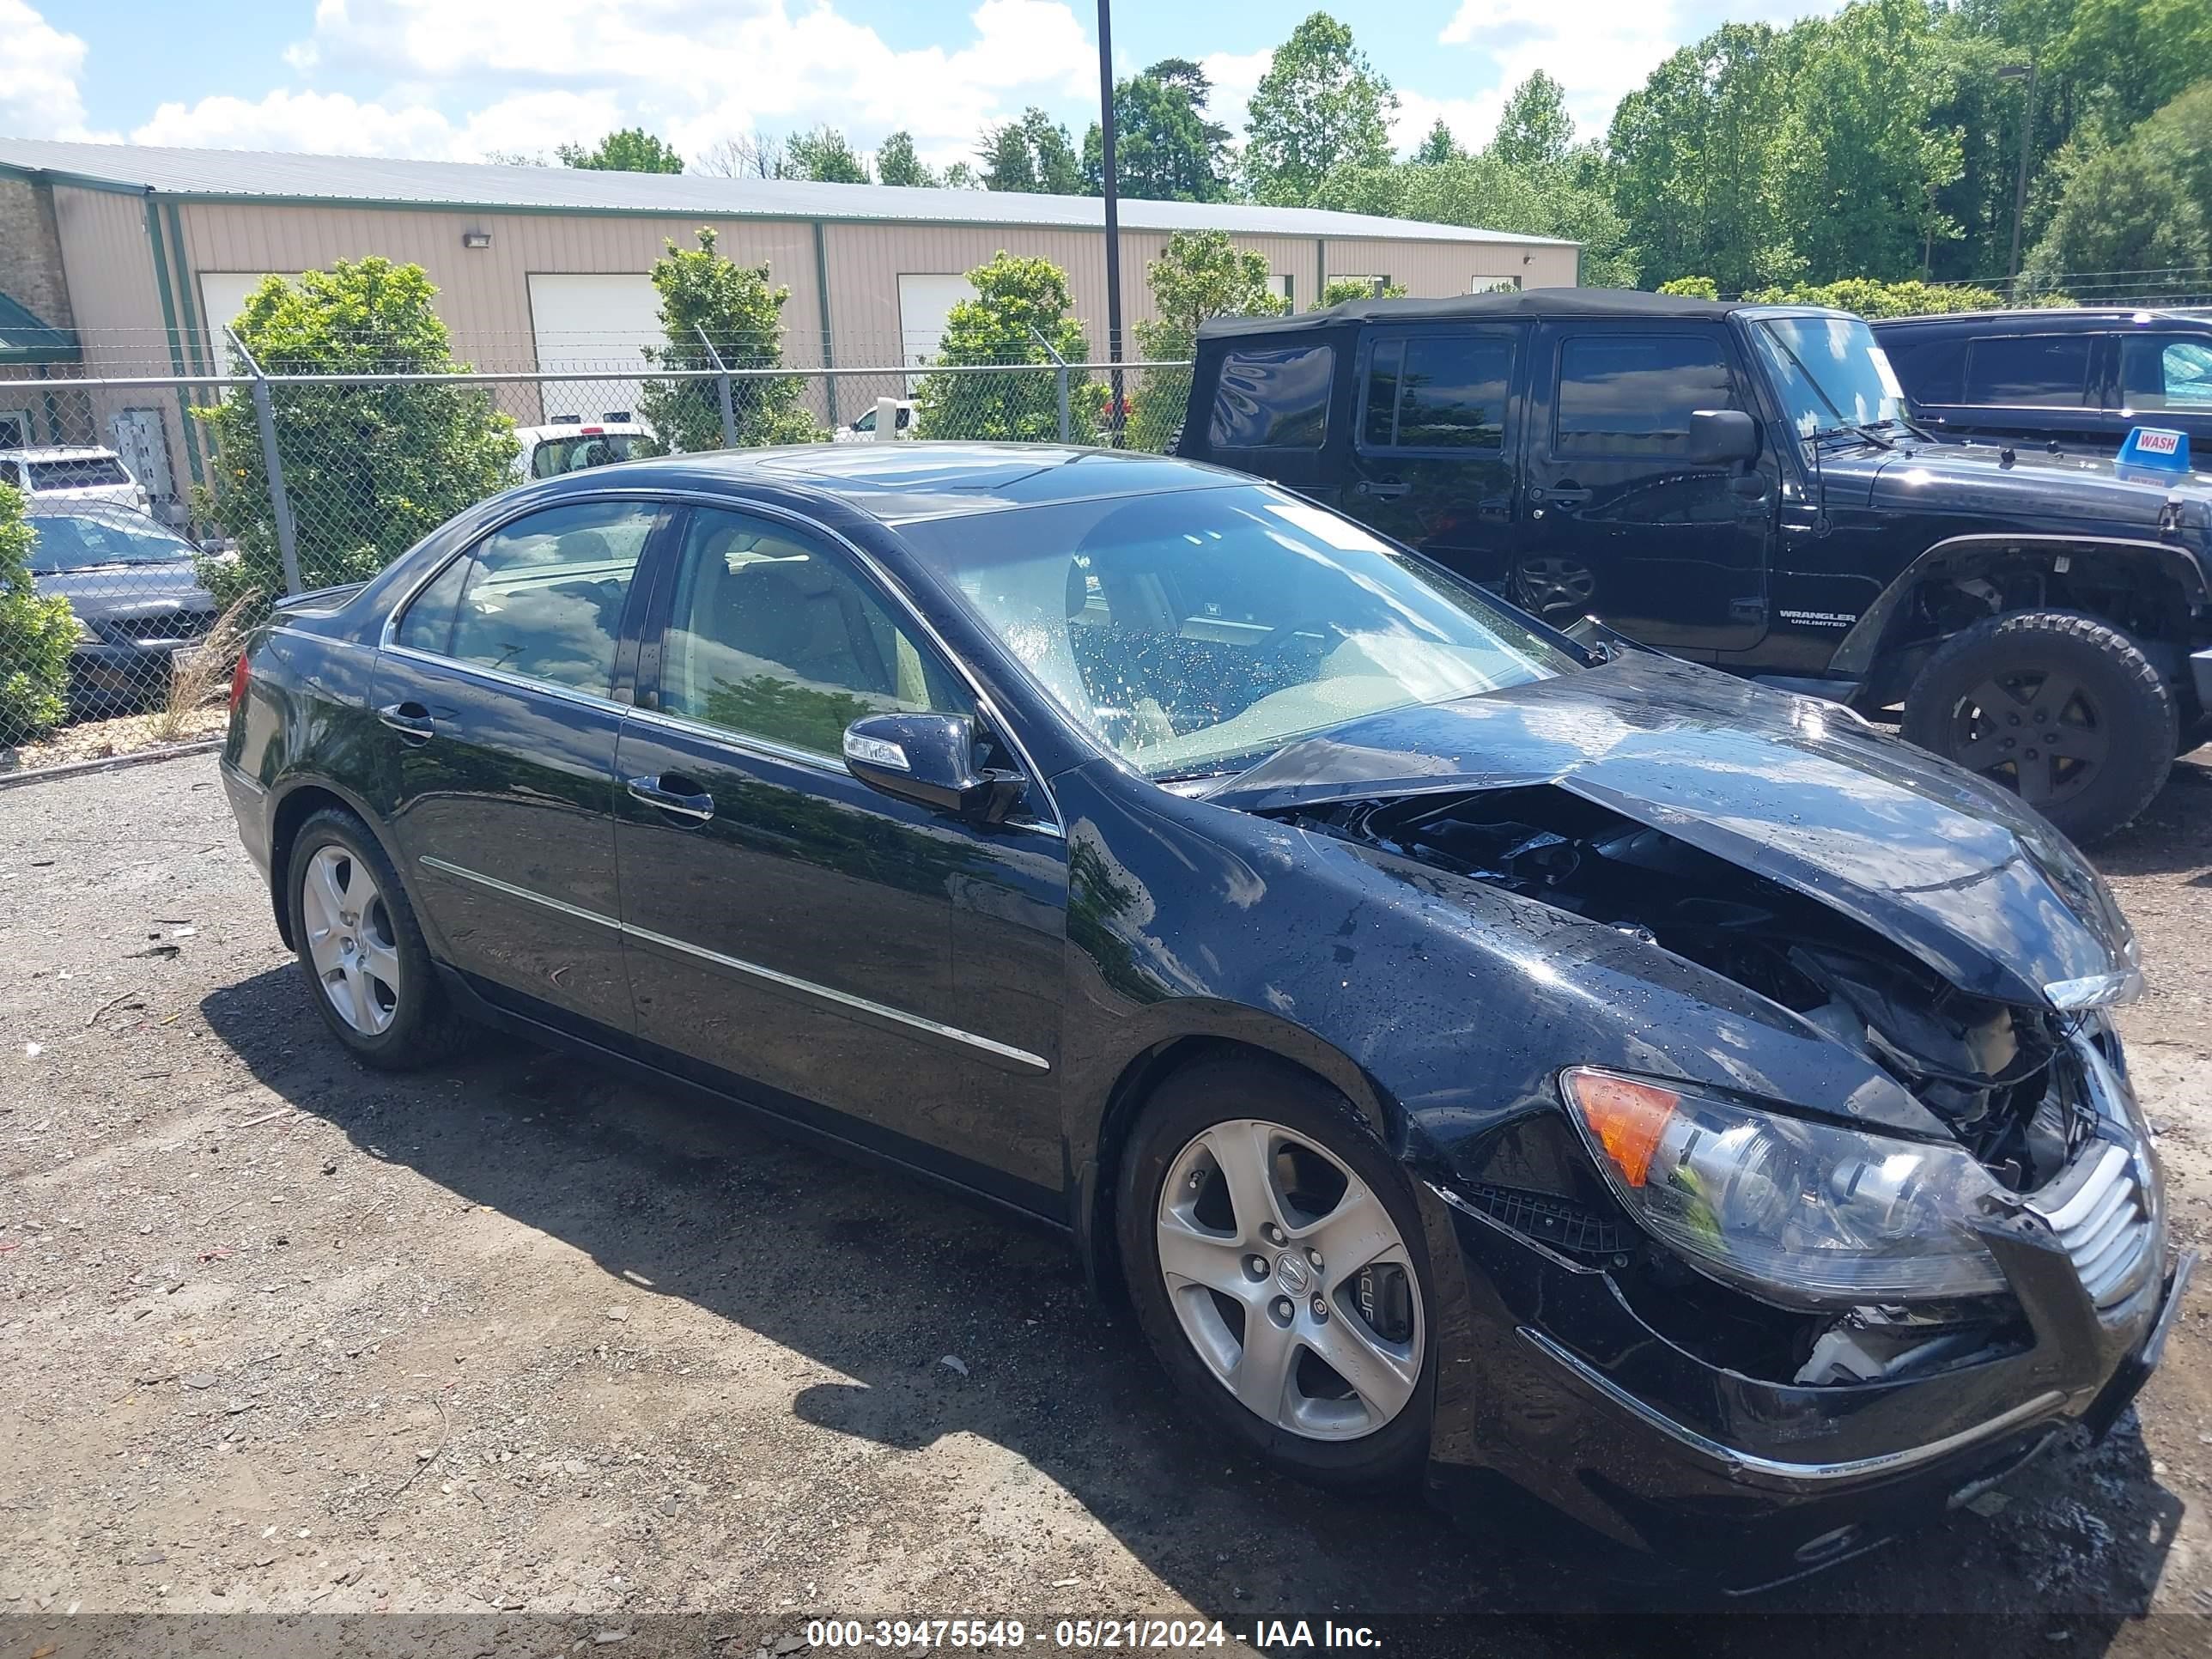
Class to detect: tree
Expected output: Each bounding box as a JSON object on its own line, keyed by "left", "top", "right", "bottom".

{"left": 1607, "top": 22, "right": 1802, "bottom": 291}
{"left": 0, "top": 483, "right": 75, "bottom": 746}
{"left": 1081, "top": 59, "right": 1233, "bottom": 200}
{"left": 779, "top": 125, "right": 870, "bottom": 184}
{"left": 1490, "top": 71, "right": 1575, "bottom": 173}
{"left": 875, "top": 131, "right": 938, "bottom": 188}
{"left": 556, "top": 128, "right": 684, "bottom": 173}
{"left": 1314, "top": 276, "right": 1408, "bottom": 308}
{"left": 1317, "top": 154, "right": 1640, "bottom": 288}
{"left": 191, "top": 258, "right": 518, "bottom": 618}
{"left": 981, "top": 108, "right": 1083, "bottom": 194}
{"left": 636, "top": 228, "right": 820, "bottom": 454}
{"left": 911, "top": 252, "right": 1105, "bottom": 441}
{"left": 2028, "top": 78, "right": 2212, "bottom": 282}
{"left": 694, "top": 134, "right": 783, "bottom": 178}
{"left": 1127, "top": 232, "right": 1289, "bottom": 447}
{"left": 1242, "top": 12, "right": 1396, "bottom": 205}
{"left": 942, "top": 161, "right": 983, "bottom": 190}
{"left": 1413, "top": 119, "right": 1462, "bottom": 167}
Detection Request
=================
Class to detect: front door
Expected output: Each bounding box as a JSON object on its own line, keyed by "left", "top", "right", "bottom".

{"left": 373, "top": 495, "right": 665, "bottom": 1036}
{"left": 1344, "top": 325, "right": 1525, "bottom": 588}
{"left": 615, "top": 506, "right": 1066, "bottom": 1203}
{"left": 1518, "top": 324, "right": 1776, "bottom": 654}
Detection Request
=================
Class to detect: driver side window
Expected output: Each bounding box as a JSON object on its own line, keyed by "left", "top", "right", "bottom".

{"left": 658, "top": 508, "right": 968, "bottom": 758}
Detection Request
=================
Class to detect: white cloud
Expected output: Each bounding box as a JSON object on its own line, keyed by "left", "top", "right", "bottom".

{"left": 1196, "top": 46, "right": 1272, "bottom": 148}
{"left": 129, "top": 86, "right": 634, "bottom": 161}
{"left": 1433, "top": 0, "right": 1846, "bottom": 137}
{"left": 0, "top": 0, "right": 111, "bottom": 140}
{"left": 1391, "top": 88, "right": 1510, "bottom": 159}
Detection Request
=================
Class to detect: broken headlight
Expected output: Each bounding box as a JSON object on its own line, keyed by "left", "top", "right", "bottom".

{"left": 1562, "top": 1067, "right": 2008, "bottom": 1308}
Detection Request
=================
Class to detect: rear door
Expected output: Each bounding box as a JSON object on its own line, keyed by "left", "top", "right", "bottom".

{"left": 1517, "top": 322, "right": 1775, "bottom": 653}
{"left": 1342, "top": 323, "right": 1524, "bottom": 587}
{"left": 613, "top": 504, "right": 1067, "bottom": 1203}
{"left": 1921, "top": 329, "right": 2111, "bottom": 449}
{"left": 373, "top": 495, "right": 667, "bottom": 1036}
{"left": 1189, "top": 340, "right": 1344, "bottom": 505}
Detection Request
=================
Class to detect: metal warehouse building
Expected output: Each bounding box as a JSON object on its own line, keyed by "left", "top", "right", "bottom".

{"left": 0, "top": 136, "right": 1578, "bottom": 518}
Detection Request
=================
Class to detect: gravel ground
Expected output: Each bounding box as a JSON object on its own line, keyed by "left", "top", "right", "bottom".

{"left": 3, "top": 750, "right": 2211, "bottom": 1656}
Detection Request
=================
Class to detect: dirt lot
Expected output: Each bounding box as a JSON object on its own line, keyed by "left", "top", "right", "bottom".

{"left": 3, "top": 749, "right": 2212, "bottom": 1657}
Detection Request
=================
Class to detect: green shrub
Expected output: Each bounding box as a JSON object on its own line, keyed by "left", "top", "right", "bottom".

{"left": 636, "top": 228, "right": 820, "bottom": 453}
{"left": 912, "top": 252, "right": 1107, "bottom": 442}
{"left": 1656, "top": 276, "right": 1721, "bottom": 299}
{"left": 1739, "top": 276, "right": 2021, "bottom": 317}
{"left": 0, "top": 483, "right": 76, "bottom": 747}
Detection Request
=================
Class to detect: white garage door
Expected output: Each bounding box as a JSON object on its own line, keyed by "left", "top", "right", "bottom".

{"left": 897, "top": 274, "right": 977, "bottom": 366}
{"left": 199, "top": 272, "right": 280, "bottom": 367}
{"left": 527, "top": 274, "right": 663, "bottom": 422}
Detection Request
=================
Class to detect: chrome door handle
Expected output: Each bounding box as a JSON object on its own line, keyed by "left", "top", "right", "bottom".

{"left": 1355, "top": 478, "right": 1411, "bottom": 499}
{"left": 1536, "top": 486, "right": 1593, "bottom": 504}
{"left": 627, "top": 775, "right": 715, "bottom": 823}
{"left": 377, "top": 702, "right": 434, "bottom": 741}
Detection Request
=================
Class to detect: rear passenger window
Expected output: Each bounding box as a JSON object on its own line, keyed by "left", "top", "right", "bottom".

{"left": 1207, "top": 346, "right": 1334, "bottom": 448}
{"left": 1556, "top": 335, "right": 1737, "bottom": 455}
{"left": 395, "top": 500, "right": 658, "bottom": 696}
{"left": 1363, "top": 334, "right": 1514, "bottom": 449}
{"left": 1963, "top": 335, "right": 2092, "bottom": 406}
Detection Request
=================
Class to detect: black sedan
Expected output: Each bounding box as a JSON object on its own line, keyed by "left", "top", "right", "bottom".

{"left": 30, "top": 507, "right": 220, "bottom": 705}
{"left": 217, "top": 444, "right": 2189, "bottom": 1590}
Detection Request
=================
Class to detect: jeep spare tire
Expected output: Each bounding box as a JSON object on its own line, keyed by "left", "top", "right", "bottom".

{"left": 1902, "top": 610, "right": 2174, "bottom": 844}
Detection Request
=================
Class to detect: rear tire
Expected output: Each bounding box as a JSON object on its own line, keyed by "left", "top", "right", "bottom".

{"left": 1115, "top": 1056, "right": 1436, "bottom": 1492}
{"left": 1901, "top": 610, "right": 2174, "bottom": 844}
{"left": 287, "top": 807, "right": 471, "bottom": 1070}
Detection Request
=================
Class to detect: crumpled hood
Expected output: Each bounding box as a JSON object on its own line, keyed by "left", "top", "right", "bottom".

{"left": 1205, "top": 653, "right": 2136, "bottom": 1009}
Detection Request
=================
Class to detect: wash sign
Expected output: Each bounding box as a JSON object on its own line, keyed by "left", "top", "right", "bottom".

{"left": 2118, "top": 426, "right": 2191, "bottom": 472}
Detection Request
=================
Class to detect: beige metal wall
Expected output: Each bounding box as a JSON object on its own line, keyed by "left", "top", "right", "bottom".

{"left": 45, "top": 184, "right": 195, "bottom": 510}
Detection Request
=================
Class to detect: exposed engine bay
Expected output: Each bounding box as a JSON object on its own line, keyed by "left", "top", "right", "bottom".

{"left": 1283, "top": 784, "right": 2117, "bottom": 1386}
{"left": 1287, "top": 783, "right": 2100, "bottom": 1194}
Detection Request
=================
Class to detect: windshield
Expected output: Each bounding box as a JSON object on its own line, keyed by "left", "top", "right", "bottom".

{"left": 1751, "top": 314, "right": 1911, "bottom": 436}
{"left": 27, "top": 455, "right": 132, "bottom": 490}
{"left": 528, "top": 433, "right": 644, "bottom": 478}
{"left": 896, "top": 483, "right": 1580, "bottom": 779}
{"left": 27, "top": 512, "right": 191, "bottom": 573}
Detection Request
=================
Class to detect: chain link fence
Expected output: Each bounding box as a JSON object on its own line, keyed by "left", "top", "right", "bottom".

{"left": 1, "top": 352, "right": 1192, "bottom": 774}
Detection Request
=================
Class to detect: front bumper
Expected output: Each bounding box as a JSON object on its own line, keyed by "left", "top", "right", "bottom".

{"left": 1419, "top": 1142, "right": 2191, "bottom": 1593}
{"left": 67, "top": 638, "right": 188, "bottom": 706}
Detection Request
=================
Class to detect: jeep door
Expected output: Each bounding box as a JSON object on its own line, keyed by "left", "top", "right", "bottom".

{"left": 1342, "top": 324, "right": 1526, "bottom": 588}
{"left": 1517, "top": 321, "right": 1776, "bottom": 655}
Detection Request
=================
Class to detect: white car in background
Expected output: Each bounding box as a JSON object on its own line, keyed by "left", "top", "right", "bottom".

{"left": 0, "top": 447, "right": 151, "bottom": 514}
{"left": 834, "top": 400, "right": 915, "bottom": 444}
{"left": 511, "top": 415, "right": 651, "bottom": 482}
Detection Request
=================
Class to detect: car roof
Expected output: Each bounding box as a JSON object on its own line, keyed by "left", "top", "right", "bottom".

{"left": 532, "top": 441, "right": 1243, "bottom": 524}
{"left": 1870, "top": 307, "right": 2212, "bottom": 334}
{"left": 1194, "top": 286, "right": 1838, "bottom": 340}
{"left": 512, "top": 422, "right": 648, "bottom": 440}
{"left": 0, "top": 445, "right": 124, "bottom": 461}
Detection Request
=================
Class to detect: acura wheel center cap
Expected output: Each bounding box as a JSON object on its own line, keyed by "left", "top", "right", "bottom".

{"left": 1275, "top": 1252, "right": 1310, "bottom": 1296}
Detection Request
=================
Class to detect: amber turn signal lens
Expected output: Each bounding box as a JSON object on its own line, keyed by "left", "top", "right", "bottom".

{"left": 1564, "top": 1069, "right": 1680, "bottom": 1188}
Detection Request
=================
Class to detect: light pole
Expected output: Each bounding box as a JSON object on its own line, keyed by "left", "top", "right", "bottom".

{"left": 1997, "top": 60, "right": 2038, "bottom": 288}
{"left": 1097, "top": 0, "right": 1125, "bottom": 444}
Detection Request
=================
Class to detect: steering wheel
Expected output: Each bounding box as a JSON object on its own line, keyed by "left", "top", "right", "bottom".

{"left": 1258, "top": 616, "right": 1338, "bottom": 659}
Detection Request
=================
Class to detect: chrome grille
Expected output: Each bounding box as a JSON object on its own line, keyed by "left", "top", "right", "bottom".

{"left": 2032, "top": 1141, "right": 2158, "bottom": 1318}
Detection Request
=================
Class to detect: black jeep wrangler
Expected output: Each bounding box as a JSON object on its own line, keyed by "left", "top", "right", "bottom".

{"left": 1176, "top": 289, "right": 2212, "bottom": 843}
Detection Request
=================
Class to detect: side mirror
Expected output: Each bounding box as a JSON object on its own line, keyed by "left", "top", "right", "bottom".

{"left": 842, "top": 712, "right": 1025, "bottom": 825}
{"left": 1687, "top": 408, "right": 1759, "bottom": 466}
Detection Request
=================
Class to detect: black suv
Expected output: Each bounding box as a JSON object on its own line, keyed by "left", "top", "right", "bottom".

{"left": 1176, "top": 289, "right": 2212, "bottom": 844}
{"left": 1874, "top": 307, "right": 2212, "bottom": 457}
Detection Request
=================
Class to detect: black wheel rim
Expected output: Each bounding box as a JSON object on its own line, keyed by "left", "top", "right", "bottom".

{"left": 1942, "top": 667, "right": 2110, "bottom": 808}
{"left": 1513, "top": 557, "right": 1595, "bottom": 614}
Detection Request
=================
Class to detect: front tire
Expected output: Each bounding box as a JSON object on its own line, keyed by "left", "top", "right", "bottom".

{"left": 287, "top": 807, "right": 470, "bottom": 1069}
{"left": 1115, "top": 1057, "right": 1436, "bottom": 1492}
{"left": 1901, "top": 610, "right": 2175, "bottom": 844}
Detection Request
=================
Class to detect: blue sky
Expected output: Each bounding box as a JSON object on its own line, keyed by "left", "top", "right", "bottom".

{"left": 8, "top": 1, "right": 1835, "bottom": 170}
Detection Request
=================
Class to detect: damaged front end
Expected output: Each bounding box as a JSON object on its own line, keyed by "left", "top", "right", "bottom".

{"left": 1280, "top": 784, "right": 2163, "bottom": 1392}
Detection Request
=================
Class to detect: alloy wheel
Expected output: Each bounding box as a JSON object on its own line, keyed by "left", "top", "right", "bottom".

{"left": 1943, "top": 668, "right": 2110, "bottom": 809}
{"left": 1512, "top": 556, "right": 1596, "bottom": 616}
{"left": 300, "top": 844, "right": 400, "bottom": 1036}
{"left": 1156, "top": 1118, "right": 1424, "bottom": 1442}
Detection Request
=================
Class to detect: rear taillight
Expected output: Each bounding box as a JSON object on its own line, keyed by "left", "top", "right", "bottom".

{"left": 228, "top": 651, "right": 251, "bottom": 713}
